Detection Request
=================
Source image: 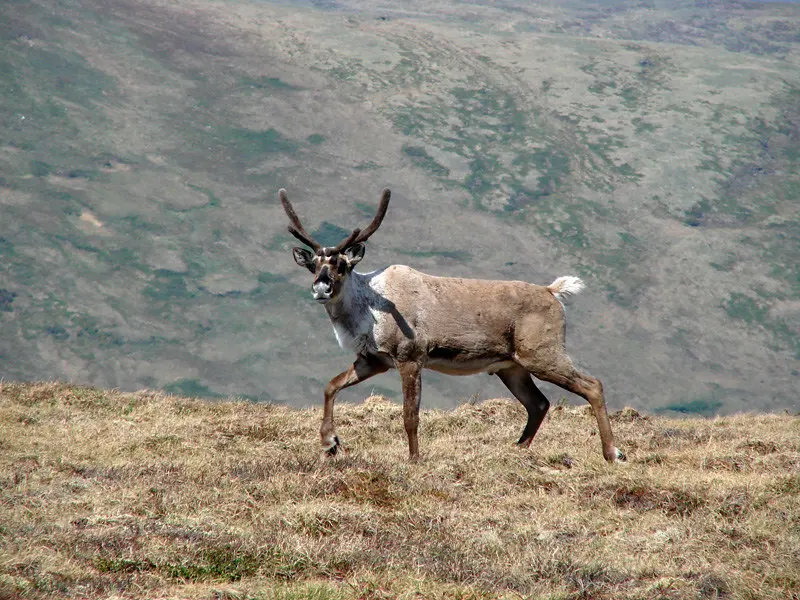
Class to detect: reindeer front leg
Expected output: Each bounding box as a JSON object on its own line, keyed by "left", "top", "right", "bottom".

{"left": 321, "top": 354, "right": 388, "bottom": 456}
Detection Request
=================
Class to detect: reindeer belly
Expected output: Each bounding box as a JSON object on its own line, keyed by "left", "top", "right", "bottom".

{"left": 425, "top": 346, "right": 515, "bottom": 376}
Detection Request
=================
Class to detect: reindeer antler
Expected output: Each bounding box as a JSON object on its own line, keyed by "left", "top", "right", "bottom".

{"left": 328, "top": 228, "right": 362, "bottom": 255}
{"left": 279, "top": 189, "right": 321, "bottom": 252}
{"left": 280, "top": 188, "right": 391, "bottom": 253}
{"left": 331, "top": 188, "right": 391, "bottom": 252}
{"left": 353, "top": 188, "right": 391, "bottom": 245}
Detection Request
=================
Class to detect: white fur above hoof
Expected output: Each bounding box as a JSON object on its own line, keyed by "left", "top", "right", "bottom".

{"left": 321, "top": 435, "right": 344, "bottom": 458}
{"left": 610, "top": 447, "right": 627, "bottom": 463}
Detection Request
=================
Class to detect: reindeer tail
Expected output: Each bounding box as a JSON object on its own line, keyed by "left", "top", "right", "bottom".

{"left": 547, "top": 276, "right": 585, "bottom": 302}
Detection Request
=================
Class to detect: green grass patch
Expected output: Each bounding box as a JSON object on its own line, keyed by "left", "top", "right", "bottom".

{"left": 388, "top": 77, "right": 572, "bottom": 211}
{"left": 658, "top": 398, "right": 724, "bottom": 416}
{"left": 723, "top": 293, "right": 768, "bottom": 325}
{"left": 724, "top": 290, "right": 800, "bottom": 358}
{"left": 94, "top": 557, "right": 157, "bottom": 574}
{"left": 402, "top": 145, "right": 449, "bottom": 177}
{"left": 588, "top": 80, "right": 616, "bottom": 95}
{"left": 614, "top": 162, "right": 641, "bottom": 180}
{"left": 240, "top": 75, "right": 300, "bottom": 92}
{"left": 7, "top": 45, "right": 116, "bottom": 108}
{"left": 619, "top": 85, "right": 640, "bottom": 109}
{"left": 30, "top": 160, "right": 51, "bottom": 177}
{"left": 684, "top": 197, "right": 713, "bottom": 227}
{"left": 0, "top": 237, "right": 15, "bottom": 257}
{"left": 214, "top": 127, "right": 299, "bottom": 161}
{"left": 583, "top": 131, "right": 640, "bottom": 180}
{"left": 95, "top": 545, "right": 273, "bottom": 582}
{"left": 465, "top": 154, "right": 501, "bottom": 205}
{"left": 353, "top": 161, "right": 380, "bottom": 171}
{"left": 632, "top": 117, "right": 658, "bottom": 134}
{"left": 0, "top": 289, "right": 18, "bottom": 312}
{"left": 143, "top": 270, "right": 192, "bottom": 302}
{"left": 162, "top": 546, "right": 262, "bottom": 581}
{"left": 710, "top": 253, "right": 737, "bottom": 272}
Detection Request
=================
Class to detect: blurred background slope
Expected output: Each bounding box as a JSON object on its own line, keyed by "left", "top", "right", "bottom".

{"left": 0, "top": 0, "right": 798, "bottom": 414}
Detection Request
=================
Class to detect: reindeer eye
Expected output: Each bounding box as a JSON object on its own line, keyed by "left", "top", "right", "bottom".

{"left": 336, "top": 257, "right": 347, "bottom": 274}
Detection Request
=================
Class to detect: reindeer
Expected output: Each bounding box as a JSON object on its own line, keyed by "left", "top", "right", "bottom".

{"left": 280, "top": 188, "right": 625, "bottom": 463}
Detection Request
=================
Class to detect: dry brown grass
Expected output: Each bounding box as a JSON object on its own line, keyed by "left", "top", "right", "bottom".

{"left": 1, "top": 382, "right": 798, "bottom": 599}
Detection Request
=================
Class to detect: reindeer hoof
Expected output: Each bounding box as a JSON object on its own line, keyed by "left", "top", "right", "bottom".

{"left": 322, "top": 435, "right": 343, "bottom": 458}
{"left": 609, "top": 447, "right": 627, "bottom": 463}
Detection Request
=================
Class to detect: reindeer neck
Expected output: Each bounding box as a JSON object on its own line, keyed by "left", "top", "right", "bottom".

{"left": 324, "top": 271, "right": 371, "bottom": 323}
{"left": 323, "top": 270, "right": 380, "bottom": 353}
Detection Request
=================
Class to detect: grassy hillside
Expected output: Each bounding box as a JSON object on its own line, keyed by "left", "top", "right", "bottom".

{"left": 0, "top": 0, "right": 798, "bottom": 413}
{"left": 1, "top": 382, "right": 798, "bottom": 599}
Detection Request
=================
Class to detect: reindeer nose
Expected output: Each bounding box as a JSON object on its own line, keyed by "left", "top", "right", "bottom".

{"left": 312, "top": 281, "right": 332, "bottom": 302}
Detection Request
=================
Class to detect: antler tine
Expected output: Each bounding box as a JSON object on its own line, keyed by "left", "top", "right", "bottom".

{"left": 279, "top": 189, "right": 321, "bottom": 251}
{"left": 353, "top": 188, "right": 391, "bottom": 244}
{"left": 330, "top": 228, "right": 362, "bottom": 255}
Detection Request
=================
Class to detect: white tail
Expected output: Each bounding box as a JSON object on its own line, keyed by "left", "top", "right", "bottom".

{"left": 547, "top": 276, "right": 585, "bottom": 302}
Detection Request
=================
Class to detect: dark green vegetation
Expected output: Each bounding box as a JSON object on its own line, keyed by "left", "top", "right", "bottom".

{"left": 0, "top": 0, "right": 798, "bottom": 413}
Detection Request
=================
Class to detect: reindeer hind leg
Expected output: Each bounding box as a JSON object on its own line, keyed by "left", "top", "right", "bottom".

{"left": 496, "top": 364, "right": 550, "bottom": 447}
{"left": 515, "top": 350, "right": 624, "bottom": 463}
{"left": 397, "top": 361, "right": 423, "bottom": 461}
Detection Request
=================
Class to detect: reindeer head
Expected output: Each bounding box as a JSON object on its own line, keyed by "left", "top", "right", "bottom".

{"left": 280, "top": 188, "right": 391, "bottom": 304}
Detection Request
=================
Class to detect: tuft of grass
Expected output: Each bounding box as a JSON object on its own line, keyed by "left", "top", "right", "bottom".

{"left": 1, "top": 383, "right": 798, "bottom": 599}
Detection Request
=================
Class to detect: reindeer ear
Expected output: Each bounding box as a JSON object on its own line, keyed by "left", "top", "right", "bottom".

{"left": 343, "top": 242, "right": 365, "bottom": 267}
{"left": 292, "top": 247, "right": 316, "bottom": 273}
